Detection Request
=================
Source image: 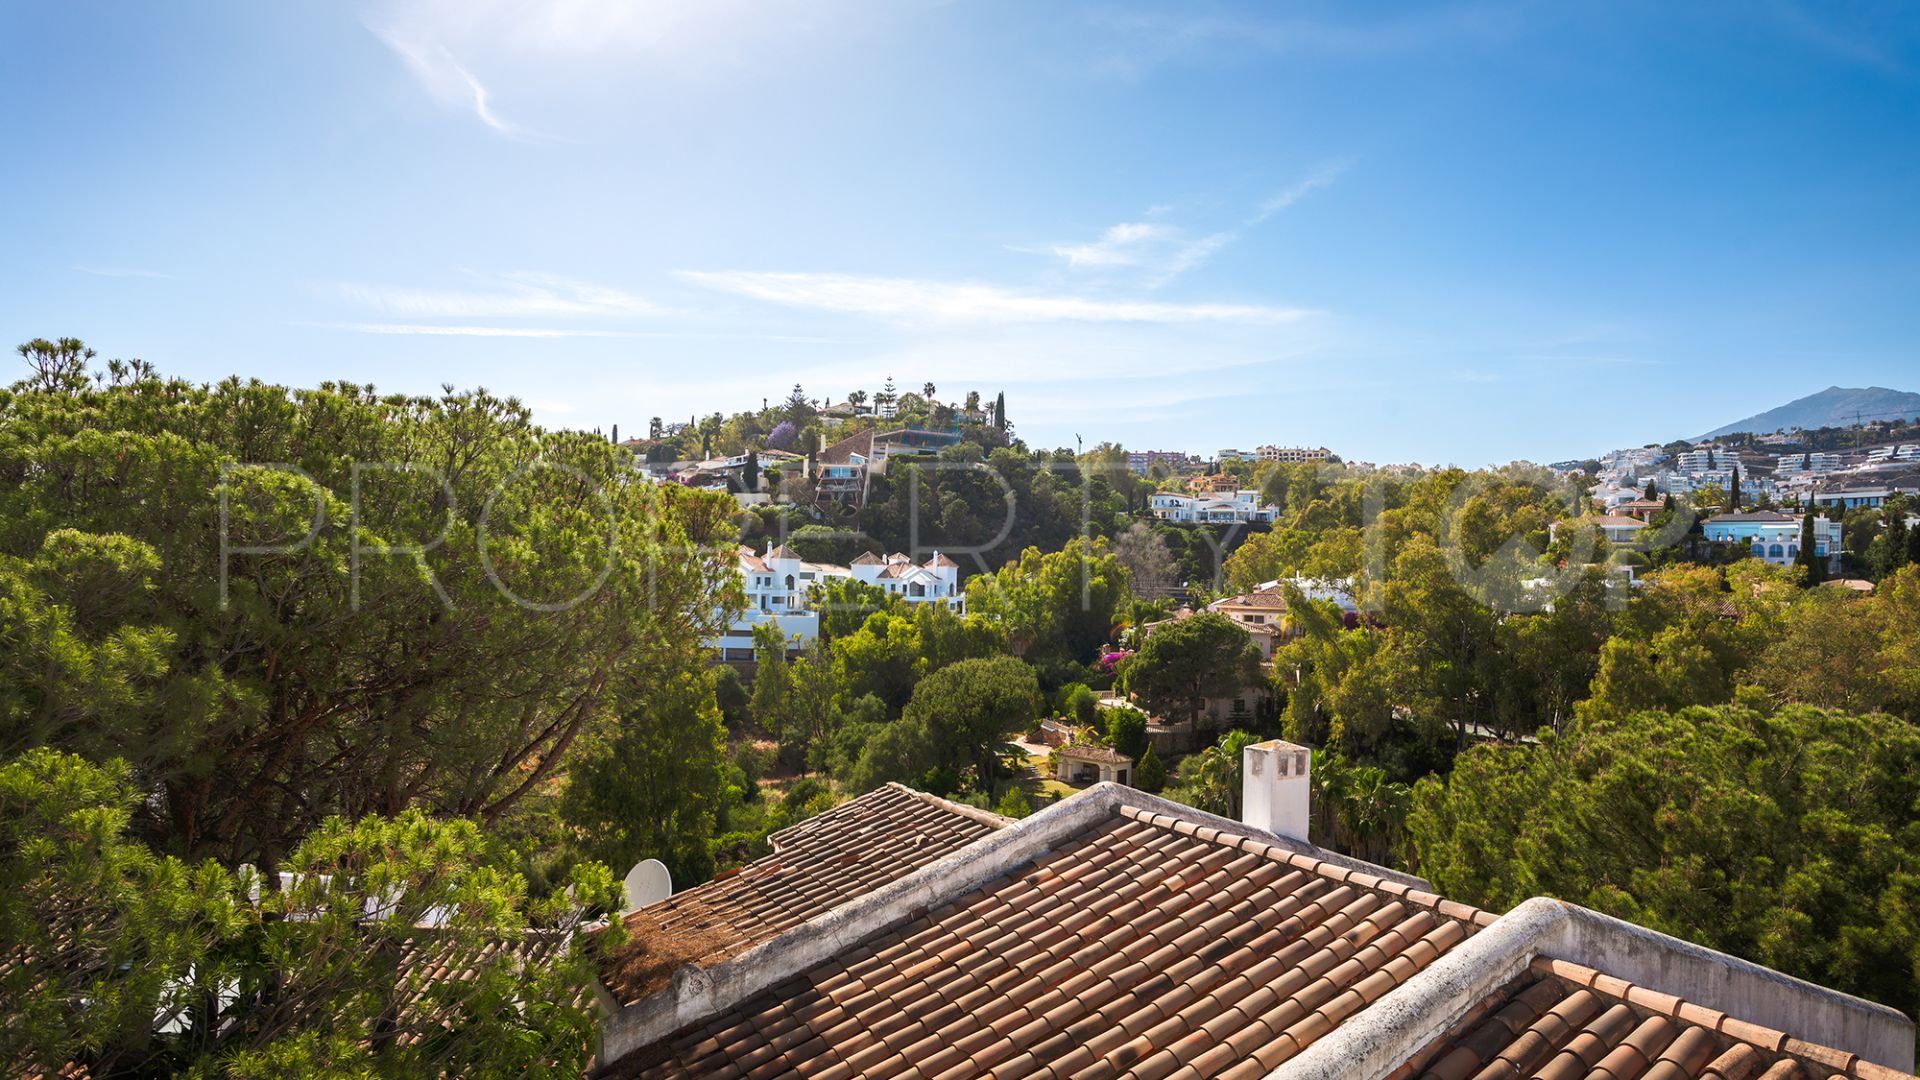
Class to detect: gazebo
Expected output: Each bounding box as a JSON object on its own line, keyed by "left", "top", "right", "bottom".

{"left": 1056, "top": 744, "right": 1134, "bottom": 787}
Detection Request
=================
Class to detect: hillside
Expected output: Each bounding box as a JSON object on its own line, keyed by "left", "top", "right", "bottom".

{"left": 1698, "top": 385, "right": 1920, "bottom": 439}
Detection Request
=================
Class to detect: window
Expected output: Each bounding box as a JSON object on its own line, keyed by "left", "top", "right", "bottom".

{"left": 785, "top": 574, "right": 795, "bottom": 590}
{"left": 1787, "top": 545, "right": 1799, "bottom": 558}
{"left": 1768, "top": 545, "right": 1784, "bottom": 559}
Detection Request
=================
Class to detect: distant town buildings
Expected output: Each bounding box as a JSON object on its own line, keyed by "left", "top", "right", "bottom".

{"left": 1124, "top": 449, "right": 1200, "bottom": 474}
{"left": 1255, "top": 445, "right": 1332, "bottom": 463}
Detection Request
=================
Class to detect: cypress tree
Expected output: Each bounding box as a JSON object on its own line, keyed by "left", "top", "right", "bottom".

{"left": 994, "top": 391, "right": 1006, "bottom": 430}
{"left": 1882, "top": 513, "right": 1910, "bottom": 576}
{"left": 1797, "top": 512, "right": 1826, "bottom": 584}
{"left": 1729, "top": 468, "right": 1742, "bottom": 510}
{"left": 1645, "top": 479, "right": 1658, "bottom": 500}
{"left": 1134, "top": 746, "right": 1166, "bottom": 793}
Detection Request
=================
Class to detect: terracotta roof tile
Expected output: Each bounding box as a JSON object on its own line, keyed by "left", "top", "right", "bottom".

{"left": 600, "top": 805, "right": 1487, "bottom": 1078}
{"left": 599, "top": 786, "right": 1002, "bottom": 1006}
{"left": 1402, "top": 957, "right": 1894, "bottom": 1080}
{"left": 1057, "top": 743, "right": 1133, "bottom": 766}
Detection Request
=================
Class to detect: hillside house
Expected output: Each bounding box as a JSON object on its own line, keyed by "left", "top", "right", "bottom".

{"left": 709, "top": 544, "right": 963, "bottom": 660}
{"left": 1701, "top": 511, "right": 1842, "bottom": 571}
{"left": 1149, "top": 490, "right": 1278, "bottom": 525}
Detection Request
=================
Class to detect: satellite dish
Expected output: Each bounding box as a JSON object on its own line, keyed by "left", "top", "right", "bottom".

{"left": 623, "top": 859, "right": 673, "bottom": 914}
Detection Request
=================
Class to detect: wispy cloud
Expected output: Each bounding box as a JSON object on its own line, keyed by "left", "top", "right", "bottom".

{"left": 315, "top": 321, "right": 846, "bottom": 344}
{"left": 1249, "top": 160, "right": 1351, "bottom": 224}
{"left": 333, "top": 272, "right": 662, "bottom": 320}
{"left": 73, "top": 265, "right": 173, "bottom": 280}
{"left": 322, "top": 323, "right": 646, "bottom": 338}
{"left": 1519, "top": 354, "right": 1662, "bottom": 367}
{"left": 1019, "top": 221, "right": 1233, "bottom": 286}
{"left": 1086, "top": 7, "right": 1522, "bottom": 80}
{"left": 677, "top": 270, "right": 1312, "bottom": 325}
{"left": 1027, "top": 160, "right": 1349, "bottom": 284}
{"left": 364, "top": 21, "right": 550, "bottom": 140}
{"left": 1039, "top": 222, "right": 1178, "bottom": 268}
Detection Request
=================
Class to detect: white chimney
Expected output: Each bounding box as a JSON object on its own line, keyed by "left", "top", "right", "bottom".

{"left": 1243, "top": 739, "right": 1312, "bottom": 844}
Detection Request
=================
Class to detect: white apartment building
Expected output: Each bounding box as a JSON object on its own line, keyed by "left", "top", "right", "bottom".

{"left": 1149, "top": 490, "right": 1279, "bottom": 525}
{"left": 1255, "top": 445, "right": 1332, "bottom": 464}
{"left": 710, "top": 544, "right": 964, "bottom": 659}
{"left": 1777, "top": 451, "right": 1843, "bottom": 475}
{"left": 1674, "top": 449, "right": 1723, "bottom": 472}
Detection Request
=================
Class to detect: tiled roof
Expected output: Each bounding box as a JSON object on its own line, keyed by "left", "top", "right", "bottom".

{"left": 599, "top": 786, "right": 1003, "bottom": 1007}
{"left": 1589, "top": 514, "right": 1649, "bottom": 528}
{"left": 1399, "top": 956, "right": 1909, "bottom": 1080}
{"left": 1709, "top": 511, "right": 1801, "bottom": 524}
{"left": 601, "top": 802, "right": 1490, "bottom": 1078}
{"left": 818, "top": 429, "right": 874, "bottom": 466}
{"left": 1057, "top": 743, "right": 1132, "bottom": 766}
{"left": 850, "top": 551, "right": 884, "bottom": 565}
{"left": 1211, "top": 588, "right": 1291, "bottom": 611}
{"left": 926, "top": 552, "right": 958, "bottom": 568}
{"left": 764, "top": 544, "right": 798, "bottom": 561}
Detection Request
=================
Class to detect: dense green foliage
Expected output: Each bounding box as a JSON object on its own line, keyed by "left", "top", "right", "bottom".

{"left": 1408, "top": 705, "right": 1920, "bottom": 1021}
{"left": 1121, "top": 613, "right": 1264, "bottom": 725}
{"left": 0, "top": 344, "right": 739, "bottom": 865}
{"left": 0, "top": 344, "right": 736, "bottom": 1075}
{"left": 2, "top": 749, "right": 619, "bottom": 1078}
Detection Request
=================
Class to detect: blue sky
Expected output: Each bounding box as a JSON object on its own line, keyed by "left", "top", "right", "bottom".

{"left": 3, "top": 1, "right": 1918, "bottom": 465}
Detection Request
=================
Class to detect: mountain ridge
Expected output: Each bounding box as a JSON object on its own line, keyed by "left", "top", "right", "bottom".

{"left": 1696, "top": 385, "right": 1920, "bottom": 440}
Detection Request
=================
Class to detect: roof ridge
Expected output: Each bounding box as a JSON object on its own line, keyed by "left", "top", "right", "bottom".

{"left": 885, "top": 782, "right": 1013, "bottom": 832}
{"left": 1113, "top": 803, "right": 1495, "bottom": 930}
{"left": 1529, "top": 956, "right": 1902, "bottom": 1080}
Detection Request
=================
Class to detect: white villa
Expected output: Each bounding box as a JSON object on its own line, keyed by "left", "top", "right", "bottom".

{"left": 710, "top": 544, "right": 964, "bottom": 660}
{"left": 1148, "top": 490, "right": 1278, "bottom": 525}
{"left": 1700, "top": 511, "right": 1842, "bottom": 572}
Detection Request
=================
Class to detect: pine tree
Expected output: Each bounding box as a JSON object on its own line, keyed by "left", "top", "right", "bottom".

{"left": 784, "top": 383, "right": 810, "bottom": 422}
